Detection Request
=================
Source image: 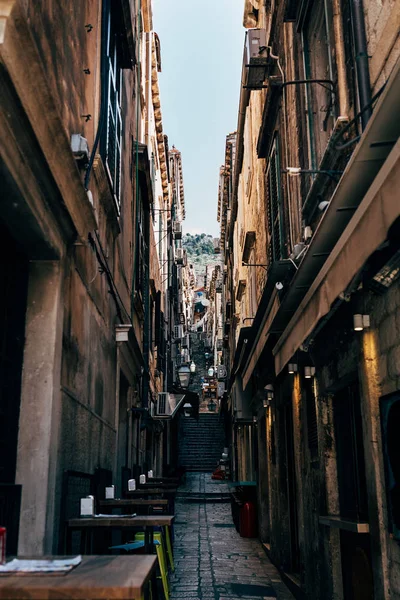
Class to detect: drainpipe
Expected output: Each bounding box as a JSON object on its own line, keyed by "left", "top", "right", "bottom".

{"left": 142, "top": 211, "right": 150, "bottom": 409}
{"left": 229, "top": 51, "right": 250, "bottom": 248}
{"left": 351, "top": 0, "right": 372, "bottom": 129}
{"left": 332, "top": 0, "right": 349, "bottom": 117}
{"left": 145, "top": 32, "right": 150, "bottom": 145}
{"left": 84, "top": 0, "right": 109, "bottom": 191}
{"left": 132, "top": 0, "right": 142, "bottom": 317}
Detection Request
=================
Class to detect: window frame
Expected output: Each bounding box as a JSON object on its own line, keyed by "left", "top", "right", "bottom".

{"left": 300, "top": 0, "right": 337, "bottom": 172}
{"left": 266, "top": 135, "right": 285, "bottom": 263}
{"left": 103, "top": 7, "right": 123, "bottom": 214}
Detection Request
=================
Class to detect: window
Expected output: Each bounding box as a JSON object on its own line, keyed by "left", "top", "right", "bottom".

{"left": 249, "top": 250, "right": 257, "bottom": 318}
{"left": 302, "top": 0, "right": 337, "bottom": 169}
{"left": 135, "top": 197, "right": 148, "bottom": 295}
{"left": 104, "top": 8, "right": 123, "bottom": 212}
{"left": 266, "top": 136, "right": 285, "bottom": 263}
{"left": 149, "top": 297, "right": 154, "bottom": 352}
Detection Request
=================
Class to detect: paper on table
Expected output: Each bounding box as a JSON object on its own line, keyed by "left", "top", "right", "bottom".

{"left": 0, "top": 556, "right": 82, "bottom": 574}
{"left": 94, "top": 513, "right": 137, "bottom": 518}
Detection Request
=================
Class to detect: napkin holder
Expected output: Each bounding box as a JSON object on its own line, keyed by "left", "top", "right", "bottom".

{"left": 80, "top": 495, "right": 95, "bottom": 516}
{"left": 105, "top": 485, "right": 115, "bottom": 499}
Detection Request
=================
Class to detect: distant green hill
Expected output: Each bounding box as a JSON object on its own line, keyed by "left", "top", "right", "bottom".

{"left": 182, "top": 233, "right": 221, "bottom": 284}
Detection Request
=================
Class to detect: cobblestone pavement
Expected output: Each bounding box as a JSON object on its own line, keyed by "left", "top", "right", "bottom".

{"left": 170, "top": 474, "right": 294, "bottom": 600}
{"left": 177, "top": 472, "right": 230, "bottom": 496}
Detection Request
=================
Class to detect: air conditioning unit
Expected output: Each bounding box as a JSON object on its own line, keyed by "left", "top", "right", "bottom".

{"left": 174, "top": 324, "right": 183, "bottom": 340}
{"left": 71, "top": 134, "right": 89, "bottom": 163}
{"left": 244, "top": 29, "right": 268, "bottom": 90}
{"left": 182, "top": 334, "right": 190, "bottom": 349}
{"left": 173, "top": 222, "right": 182, "bottom": 240}
{"left": 175, "top": 248, "right": 184, "bottom": 265}
{"left": 175, "top": 248, "right": 188, "bottom": 267}
{"left": 156, "top": 392, "right": 171, "bottom": 416}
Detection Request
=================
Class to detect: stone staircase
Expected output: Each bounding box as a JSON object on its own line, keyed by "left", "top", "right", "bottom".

{"left": 178, "top": 413, "right": 226, "bottom": 472}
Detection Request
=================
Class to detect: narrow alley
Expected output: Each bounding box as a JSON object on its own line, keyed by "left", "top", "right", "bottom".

{"left": 169, "top": 474, "right": 294, "bottom": 600}
{"left": 1, "top": 0, "right": 400, "bottom": 599}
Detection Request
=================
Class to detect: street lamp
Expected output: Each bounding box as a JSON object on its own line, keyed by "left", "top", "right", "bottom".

{"left": 177, "top": 365, "right": 191, "bottom": 389}
{"left": 207, "top": 367, "right": 214, "bottom": 377}
{"left": 190, "top": 361, "right": 196, "bottom": 373}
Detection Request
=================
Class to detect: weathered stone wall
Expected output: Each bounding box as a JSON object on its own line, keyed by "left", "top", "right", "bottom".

{"left": 364, "top": 0, "right": 400, "bottom": 90}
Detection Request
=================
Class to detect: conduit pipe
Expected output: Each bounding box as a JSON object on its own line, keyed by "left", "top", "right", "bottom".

{"left": 351, "top": 0, "right": 372, "bottom": 129}
{"left": 332, "top": 0, "right": 350, "bottom": 117}
{"left": 229, "top": 48, "right": 250, "bottom": 247}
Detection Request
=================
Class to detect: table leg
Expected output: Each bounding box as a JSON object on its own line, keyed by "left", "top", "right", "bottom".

{"left": 65, "top": 525, "right": 72, "bottom": 554}
{"left": 144, "top": 526, "right": 155, "bottom": 554}
{"left": 79, "top": 528, "right": 86, "bottom": 554}
{"left": 151, "top": 563, "right": 159, "bottom": 600}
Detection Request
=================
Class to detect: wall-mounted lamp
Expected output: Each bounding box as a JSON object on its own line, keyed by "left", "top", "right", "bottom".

{"left": 190, "top": 361, "right": 196, "bottom": 373}
{"left": 264, "top": 383, "right": 274, "bottom": 403}
{"left": 353, "top": 314, "right": 370, "bottom": 331}
{"left": 283, "top": 167, "right": 343, "bottom": 182}
{"left": 304, "top": 366, "right": 316, "bottom": 379}
{"left": 288, "top": 363, "right": 298, "bottom": 374}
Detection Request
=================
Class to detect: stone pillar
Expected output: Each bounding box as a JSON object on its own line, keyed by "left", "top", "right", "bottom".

{"left": 15, "top": 261, "right": 64, "bottom": 555}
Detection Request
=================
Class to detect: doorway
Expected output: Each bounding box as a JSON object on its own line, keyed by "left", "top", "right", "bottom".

{"left": 334, "top": 382, "right": 374, "bottom": 599}
{"left": 284, "top": 402, "right": 300, "bottom": 574}
{"left": 0, "top": 223, "right": 29, "bottom": 484}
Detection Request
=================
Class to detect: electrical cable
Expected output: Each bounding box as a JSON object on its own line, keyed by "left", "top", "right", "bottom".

{"left": 333, "top": 82, "right": 386, "bottom": 150}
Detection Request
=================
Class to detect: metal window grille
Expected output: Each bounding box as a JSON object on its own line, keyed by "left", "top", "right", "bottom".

{"left": 105, "top": 15, "right": 122, "bottom": 213}
{"left": 266, "top": 137, "right": 284, "bottom": 262}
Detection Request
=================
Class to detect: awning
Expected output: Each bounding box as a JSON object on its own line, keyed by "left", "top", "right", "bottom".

{"left": 273, "top": 138, "right": 400, "bottom": 374}
{"left": 156, "top": 390, "right": 200, "bottom": 420}
{"left": 242, "top": 54, "right": 400, "bottom": 383}
{"left": 240, "top": 260, "right": 296, "bottom": 389}
{"left": 242, "top": 292, "right": 280, "bottom": 389}
{"left": 228, "top": 327, "right": 254, "bottom": 392}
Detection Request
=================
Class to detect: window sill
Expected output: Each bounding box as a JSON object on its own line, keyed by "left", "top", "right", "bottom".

{"left": 319, "top": 516, "right": 369, "bottom": 533}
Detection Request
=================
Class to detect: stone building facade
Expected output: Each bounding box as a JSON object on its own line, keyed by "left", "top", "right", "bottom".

{"left": 0, "top": 0, "right": 182, "bottom": 556}
{"left": 220, "top": 0, "right": 400, "bottom": 598}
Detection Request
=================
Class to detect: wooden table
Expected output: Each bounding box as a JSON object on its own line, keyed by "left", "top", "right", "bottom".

{"left": 98, "top": 499, "right": 168, "bottom": 515}
{"left": 0, "top": 555, "right": 158, "bottom": 599}
{"left": 138, "top": 483, "right": 177, "bottom": 490}
{"left": 147, "top": 477, "right": 180, "bottom": 484}
{"left": 126, "top": 489, "right": 175, "bottom": 513}
{"left": 67, "top": 515, "right": 175, "bottom": 554}
{"left": 125, "top": 489, "right": 166, "bottom": 496}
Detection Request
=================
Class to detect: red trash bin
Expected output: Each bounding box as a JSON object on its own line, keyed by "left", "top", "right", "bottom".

{"left": 239, "top": 501, "right": 257, "bottom": 538}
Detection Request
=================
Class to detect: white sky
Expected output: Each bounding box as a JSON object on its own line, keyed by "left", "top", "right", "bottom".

{"left": 152, "top": 0, "right": 244, "bottom": 236}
